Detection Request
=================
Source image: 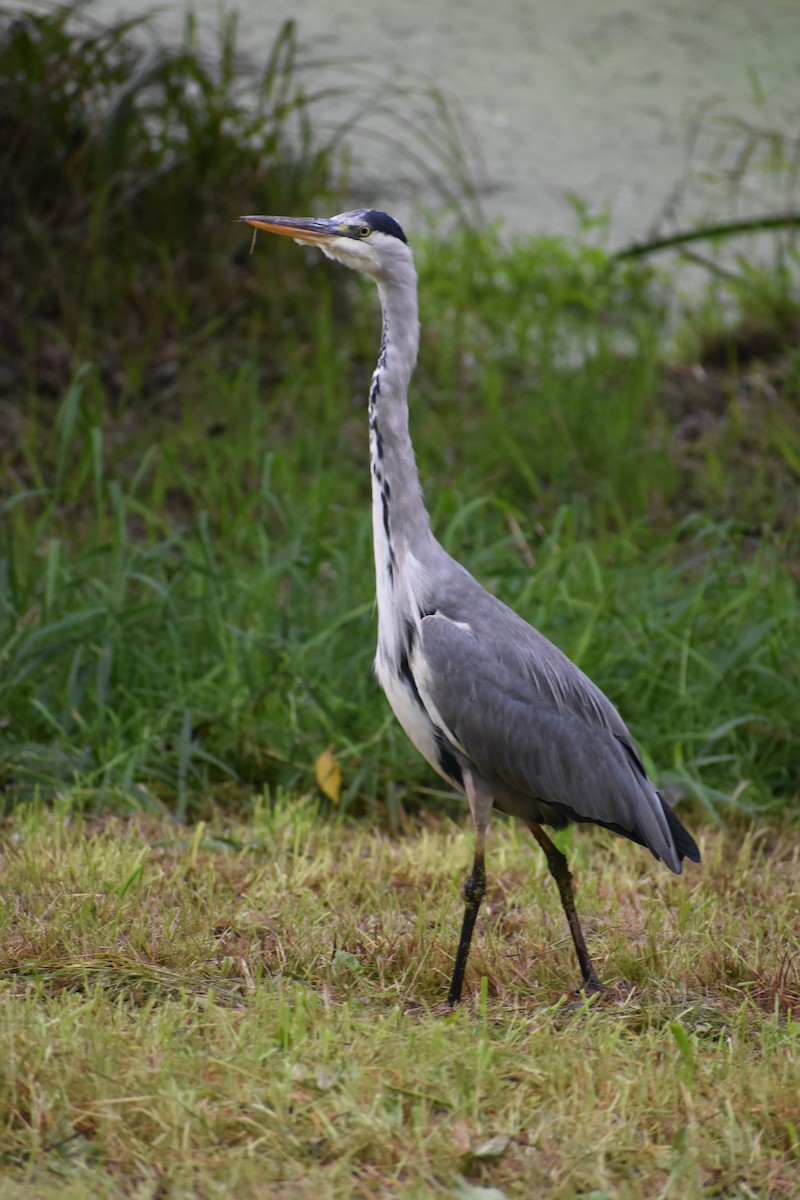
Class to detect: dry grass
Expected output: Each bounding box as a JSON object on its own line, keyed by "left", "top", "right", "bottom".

{"left": 1, "top": 799, "right": 799, "bottom": 1198}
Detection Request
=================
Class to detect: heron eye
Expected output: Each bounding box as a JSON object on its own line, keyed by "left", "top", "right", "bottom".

{"left": 358, "top": 225, "right": 371, "bottom": 238}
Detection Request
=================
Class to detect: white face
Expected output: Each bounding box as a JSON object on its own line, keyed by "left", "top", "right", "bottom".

{"left": 317, "top": 234, "right": 383, "bottom": 279}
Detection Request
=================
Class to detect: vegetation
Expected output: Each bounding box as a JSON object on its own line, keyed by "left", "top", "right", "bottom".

{"left": 1, "top": 803, "right": 799, "bottom": 1198}
{"left": 1, "top": 5, "right": 799, "bottom": 1197}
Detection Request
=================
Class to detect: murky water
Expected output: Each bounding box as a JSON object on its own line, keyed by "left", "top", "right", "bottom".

{"left": 56, "top": 0, "right": 800, "bottom": 243}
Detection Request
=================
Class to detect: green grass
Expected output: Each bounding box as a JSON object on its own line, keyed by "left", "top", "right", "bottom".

{"left": 2, "top": 9, "right": 800, "bottom": 1195}
{"left": 0, "top": 3, "right": 481, "bottom": 408}
{"left": 2, "top": 21, "right": 797, "bottom": 827}
{"left": 1, "top": 802, "right": 799, "bottom": 1197}
{"left": 2, "top": 227, "right": 798, "bottom": 813}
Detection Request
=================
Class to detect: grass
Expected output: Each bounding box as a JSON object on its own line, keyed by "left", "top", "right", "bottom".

{"left": 0, "top": 1, "right": 482, "bottom": 399}
{"left": 2, "top": 6, "right": 800, "bottom": 1196}
{"left": 2, "top": 229, "right": 799, "bottom": 813}
{"left": 1, "top": 801, "right": 799, "bottom": 1197}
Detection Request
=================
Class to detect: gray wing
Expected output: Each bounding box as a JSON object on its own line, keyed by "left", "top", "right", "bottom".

{"left": 414, "top": 610, "right": 685, "bottom": 872}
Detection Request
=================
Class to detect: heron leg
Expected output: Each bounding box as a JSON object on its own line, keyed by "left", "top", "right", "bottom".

{"left": 447, "top": 772, "right": 493, "bottom": 1007}
{"left": 527, "top": 823, "right": 604, "bottom": 992}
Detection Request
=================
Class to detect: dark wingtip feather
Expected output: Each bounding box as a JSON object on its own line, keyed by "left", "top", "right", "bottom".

{"left": 660, "top": 795, "right": 701, "bottom": 865}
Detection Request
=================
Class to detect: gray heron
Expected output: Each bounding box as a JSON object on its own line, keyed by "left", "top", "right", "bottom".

{"left": 241, "top": 208, "right": 700, "bottom": 1005}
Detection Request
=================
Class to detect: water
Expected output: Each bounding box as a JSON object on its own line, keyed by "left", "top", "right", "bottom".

{"left": 50, "top": 0, "right": 800, "bottom": 243}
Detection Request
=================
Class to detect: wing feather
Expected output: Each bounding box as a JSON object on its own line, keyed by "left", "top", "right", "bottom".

{"left": 414, "top": 612, "right": 692, "bottom": 871}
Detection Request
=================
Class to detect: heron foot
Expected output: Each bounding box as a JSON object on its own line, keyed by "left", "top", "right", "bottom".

{"left": 581, "top": 970, "right": 607, "bottom": 995}
{"left": 576, "top": 977, "right": 636, "bottom": 1004}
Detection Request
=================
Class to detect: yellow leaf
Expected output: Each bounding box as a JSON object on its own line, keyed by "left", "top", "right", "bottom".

{"left": 315, "top": 747, "right": 342, "bottom": 804}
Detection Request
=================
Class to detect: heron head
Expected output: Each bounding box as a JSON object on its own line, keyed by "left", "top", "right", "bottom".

{"left": 240, "top": 208, "right": 409, "bottom": 281}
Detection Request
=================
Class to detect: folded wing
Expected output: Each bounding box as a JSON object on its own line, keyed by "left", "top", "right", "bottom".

{"left": 414, "top": 612, "right": 699, "bottom": 872}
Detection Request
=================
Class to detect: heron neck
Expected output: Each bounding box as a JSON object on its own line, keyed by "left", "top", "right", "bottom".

{"left": 369, "top": 268, "right": 430, "bottom": 568}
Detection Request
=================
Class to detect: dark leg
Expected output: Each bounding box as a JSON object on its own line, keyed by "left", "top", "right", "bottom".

{"left": 528, "top": 823, "right": 604, "bottom": 992}
{"left": 447, "top": 771, "right": 493, "bottom": 1006}
{"left": 447, "top": 846, "right": 486, "bottom": 1007}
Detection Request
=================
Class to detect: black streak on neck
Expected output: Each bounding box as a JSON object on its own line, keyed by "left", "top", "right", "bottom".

{"left": 371, "top": 317, "right": 395, "bottom": 586}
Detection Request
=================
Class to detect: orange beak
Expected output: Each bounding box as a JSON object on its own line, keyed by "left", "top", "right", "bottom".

{"left": 240, "top": 215, "right": 344, "bottom": 245}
